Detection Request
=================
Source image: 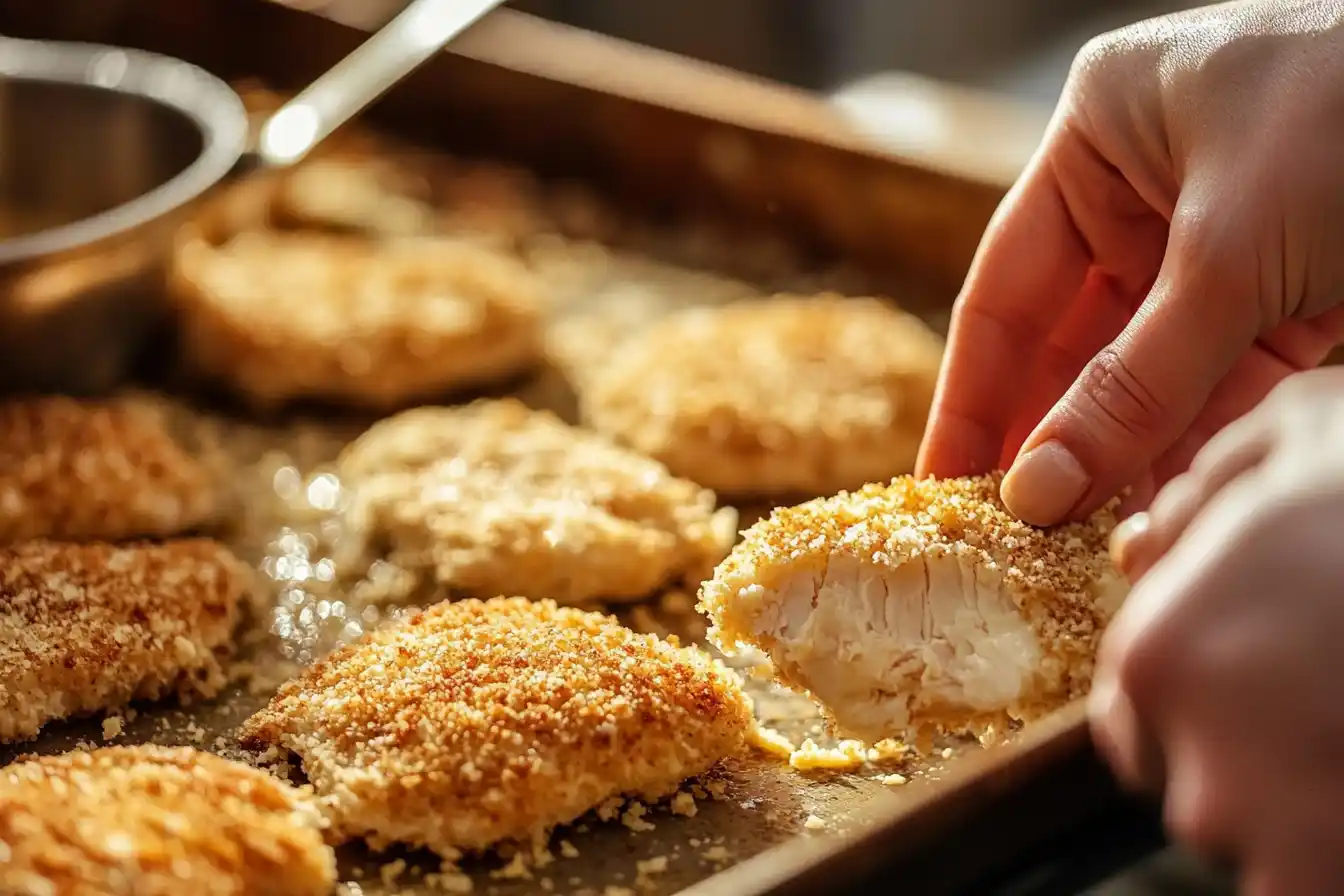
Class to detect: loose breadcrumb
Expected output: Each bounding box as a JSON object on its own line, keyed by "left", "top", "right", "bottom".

{"left": 669, "top": 791, "right": 698, "bottom": 818}
{"left": 875, "top": 773, "right": 908, "bottom": 787}
{"left": 337, "top": 399, "right": 737, "bottom": 605}
{"left": 0, "top": 746, "right": 334, "bottom": 896}
{"left": 746, "top": 724, "right": 796, "bottom": 759}
{"left": 803, "top": 814, "right": 826, "bottom": 831}
{"left": 788, "top": 739, "right": 871, "bottom": 771}
{"left": 0, "top": 539, "right": 248, "bottom": 743}
{"left": 240, "top": 597, "right": 754, "bottom": 856}
{"left": 171, "top": 225, "right": 545, "bottom": 412}
{"left": 701, "top": 846, "right": 731, "bottom": 863}
{"left": 558, "top": 840, "right": 580, "bottom": 859}
{"left": 621, "top": 802, "right": 655, "bottom": 833}
{"left": 699, "top": 474, "right": 1127, "bottom": 744}
{"left": 101, "top": 716, "right": 124, "bottom": 741}
{"left": 635, "top": 856, "right": 669, "bottom": 876}
{"left": 0, "top": 395, "right": 219, "bottom": 542}
{"left": 579, "top": 295, "right": 944, "bottom": 496}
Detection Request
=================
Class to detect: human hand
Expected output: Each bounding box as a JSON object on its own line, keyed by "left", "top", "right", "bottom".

{"left": 1090, "top": 366, "right": 1344, "bottom": 896}
{"left": 916, "top": 0, "right": 1344, "bottom": 525}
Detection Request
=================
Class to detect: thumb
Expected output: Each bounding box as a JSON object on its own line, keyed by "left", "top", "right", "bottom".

{"left": 1001, "top": 199, "right": 1261, "bottom": 525}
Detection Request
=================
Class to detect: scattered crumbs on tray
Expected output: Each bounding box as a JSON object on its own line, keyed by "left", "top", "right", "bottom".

{"left": 621, "top": 802, "right": 656, "bottom": 833}
{"left": 747, "top": 724, "right": 796, "bottom": 758}
{"left": 701, "top": 845, "right": 733, "bottom": 864}
{"left": 669, "top": 791, "right": 698, "bottom": 817}
{"left": 875, "top": 773, "right": 908, "bottom": 787}
{"left": 101, "top": 716, "right": 124, "bottom": 741}
{"left": 490, "top": 852, "right": 532, "bottom": 881}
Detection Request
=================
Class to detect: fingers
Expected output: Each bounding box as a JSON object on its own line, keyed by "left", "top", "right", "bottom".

{"left": 1001, "top": 196, "right": 1262, "bottom": 525}
{"left": 916, "top": 125, "right": 1095, "bottom": 479}
{"left": 1088, "top": 670, "right": 1166, "bottom": 794}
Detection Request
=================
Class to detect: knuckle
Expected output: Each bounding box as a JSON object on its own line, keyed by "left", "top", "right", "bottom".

{"left": 1068, "top": 31, "right": 1129, "bottom": 96}
{"left": 1067, "top": 22, "right": 1162, "bottom": 106}
{"left": 1074, "top": 347, "right": 1167, "bottom": 441}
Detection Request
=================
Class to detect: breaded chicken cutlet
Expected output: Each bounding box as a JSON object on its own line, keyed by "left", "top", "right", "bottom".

{"left": 699, "top": 474, "right": 1129, "bottom": 745}
{"left": 170, "top": 225, "right": 546, "bottom": 412}
{"left": 336, "top": 398, "right": 737, "bottom": 606}
{"left": 578, "top": 294, "right": 945, "bottom": 497}
{"left": 0, "top": 540, "right": 248, "bottom": 743}
{"left": 0, "top": 395, "right": 218, "bottom": 543}
{"left": 0, "top": 745, "right": 334, "bottom": 896}
{"left": 240, "top": 596, "right": 754, "bottom": 856}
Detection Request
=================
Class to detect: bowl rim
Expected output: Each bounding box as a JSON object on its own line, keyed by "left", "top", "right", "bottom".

{"left": 0, "top": 37, "right": 248, "bottom": 265}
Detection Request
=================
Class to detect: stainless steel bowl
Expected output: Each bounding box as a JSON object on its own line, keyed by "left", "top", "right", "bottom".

{"left": 0, "top": 38, "right": 247, "bottom": 393}
{"left": 0, "top": 0, "right": 504, "bottom": 395}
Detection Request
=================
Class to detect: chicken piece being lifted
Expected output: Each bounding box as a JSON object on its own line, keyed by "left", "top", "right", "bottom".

{"left": 698, "top": 474, "right": 1129, "bottom": 745}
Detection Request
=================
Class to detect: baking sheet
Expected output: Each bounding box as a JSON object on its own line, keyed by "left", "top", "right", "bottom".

{"left": 0, "top": 101, "right": 1001, "bottom": 894}
{"left": 0, "top": 1, "right": 1132, "bottom": 891}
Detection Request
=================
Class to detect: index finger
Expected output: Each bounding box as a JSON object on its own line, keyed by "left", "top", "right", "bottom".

{"left": 917, "top": 135, "right": 1092, "bottom": 478}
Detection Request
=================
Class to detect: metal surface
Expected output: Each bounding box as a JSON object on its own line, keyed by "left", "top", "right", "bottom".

{"left": 259, "top": 0, "right": 508, "bottom": 165}
{"left": 0, "top": 38, "right": 245, "bottom": 393}
{"left": 0, "top": 1, "right": 1139, "bottom": 894}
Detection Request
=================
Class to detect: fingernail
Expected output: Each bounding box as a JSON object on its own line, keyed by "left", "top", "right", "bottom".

{"left": 1002, "top": 440, "right": 1091, "bottom": 526}
{"left": 1109, "top": 512, "right": 1151, "bottom": 576}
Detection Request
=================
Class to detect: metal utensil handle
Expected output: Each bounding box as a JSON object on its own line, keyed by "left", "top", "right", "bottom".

{"left": 256, "top": 0, "right": 508, "bottom": 167}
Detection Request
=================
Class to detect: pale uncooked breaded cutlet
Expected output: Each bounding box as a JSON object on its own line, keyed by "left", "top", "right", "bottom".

{"left": 699, "top": 474, "right": 1129, "bottom": 745}
{"left": 578, "top": 294, "right": 945, "bottom": 497}
{"left": 170, "top": 226, "right": 546, "bottom": 412}
{"left": 0, "top": 540, "right": 248, "bottom": 743}
{"left": 0, "top": 395, "right": 219, "bottom": 543}
{"left": 0, "top": 745, "right": 335, "bottom": 896}
{"left": 336, "top": 398, "right": 737, "bottom": 606}
{"left": 240, "top": 596, "right": 754, "bottom": 856}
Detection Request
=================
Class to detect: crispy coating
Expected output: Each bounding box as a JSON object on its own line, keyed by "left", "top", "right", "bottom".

{"left": 0, "top": 540, "right": 248, "bottom": 743}
{"left": 0, "top": 745, "right": 334, "bottom": 896}
{"left": 240, "top": 597, "right": 754, "bottom": 855}
{"left": 0, "top": 395, "right": 219, "bottom": 543}
{"left": 336, "top": 398, "right": 737, "bottom": 605}
{"left": 699, "top": 474, "right": 1128, "bottom": 743}
{"left": 578, "top": 294, "right": 945, "bottom": 497}
{"left": 170, "top": 225, "right": 545, "bottom": 411}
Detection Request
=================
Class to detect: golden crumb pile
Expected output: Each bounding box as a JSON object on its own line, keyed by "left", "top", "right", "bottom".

{"left": 0, "top": 395, "right": 219, "bottom": 543}
{"left": 0, "top": 539, "right": 248, "bottom": 743}
{"left": 170, "top": 228, "right": 545, "bottom": 411}
{"left": 578, "top": 294, "right": 945, "bottom": 497}
{"left": 336, "top": 399, "right": 737, "bottom": 605}
{"left": 240, "top": 596, "right": 754, "bottom": 856}
{"left": 0, "top": 745, "right": 334, "bottom": 896}
{"left": 699, "top": 474, "right": 1127, "bottom": 743}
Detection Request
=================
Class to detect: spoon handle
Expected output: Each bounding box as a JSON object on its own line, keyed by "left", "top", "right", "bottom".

{"left": 257, "top": 0, "right": 508, "bottom": 167}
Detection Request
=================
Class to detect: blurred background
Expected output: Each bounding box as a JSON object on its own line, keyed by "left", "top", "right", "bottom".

{"left": 510, "top": 0, "right": 1198, "bottom": 138}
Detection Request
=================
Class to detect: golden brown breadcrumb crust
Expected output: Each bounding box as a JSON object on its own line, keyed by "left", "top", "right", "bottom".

{"left": 336, "top": 398, "right": 737, "bottom": 605}
{"left": 699, "top": 474, "right": 1124, "bottom": 738}
{"left": 0, "top": 396, "right": 219, "bottom": 543}
{"left": 0, "top": 745, "right": 334, "bottom": 896}
{"left": 578, "top": 294, "right": 945, "bottom": 496}
{"left": 240, "top": 597, "right": 753, "bottom": 856}
{"left": 0, "top": 540, "right": 248, "bottom": 744}
{"left": 170, "top": 223, "right": 545, "bottom": 412}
